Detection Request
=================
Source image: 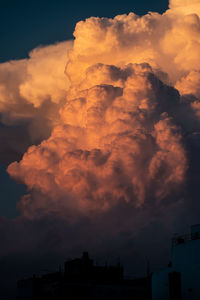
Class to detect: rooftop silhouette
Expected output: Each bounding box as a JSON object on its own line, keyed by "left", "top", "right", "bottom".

{"left": 16, "top": 252, "right": 150, "bottom": 300}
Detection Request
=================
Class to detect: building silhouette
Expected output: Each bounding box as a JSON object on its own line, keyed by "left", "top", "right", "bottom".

{"left": 16, "top": 252, "right": 150, "bottom": 300}
{"left": 17, "top": 225, "right": 200, "bottom": 299}
{"left": 152, "top": 224, "right": 200, "bottom": 300}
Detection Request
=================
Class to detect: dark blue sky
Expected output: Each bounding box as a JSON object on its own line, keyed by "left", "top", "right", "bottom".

{"left": 0, "top": 0, "right": 168, "bottom": 62}
{"left": 0, "top": 0, "right": 168, "bottom": 218}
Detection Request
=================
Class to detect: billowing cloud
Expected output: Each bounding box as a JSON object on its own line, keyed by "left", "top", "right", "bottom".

{"left": 3, "top": 0, "right": 200, "bottom": 224}
{"left": 0, "top": 40, "right": 72, "bottom": 163}
{"left": 168, "top": 0, "right": 200, "bottom": 16}
{"left": 8, "top": 63, "right": 188, "bottom": 218}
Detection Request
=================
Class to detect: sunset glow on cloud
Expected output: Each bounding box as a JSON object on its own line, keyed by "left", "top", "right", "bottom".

{"left": 1, "top": 0, "right": 200, "bottom": 219}
{"left": 169, "top": 0, "right": 200, "bottom": 8}
{"left": 0, "top": 41, "right": 72, "bottom": 161}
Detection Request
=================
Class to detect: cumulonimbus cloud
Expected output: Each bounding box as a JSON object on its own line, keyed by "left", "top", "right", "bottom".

{"left": 4, "top": 0, "right": 200, "bottom": 220}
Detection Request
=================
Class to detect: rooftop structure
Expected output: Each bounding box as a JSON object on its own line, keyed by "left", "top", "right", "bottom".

{"left": 16, "top": 252, "right": 150, "bottom": 300}
{"left": 152, "top": 224, "right": 200, "bottom": 300}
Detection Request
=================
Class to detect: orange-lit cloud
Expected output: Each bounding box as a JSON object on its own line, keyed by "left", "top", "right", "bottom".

{"left": 5, "top": 0, "right": 200, "bottom": 219}
{"left": 7, "top": 63, "right": 187, "bottom": 218}
{"left": 0, "top": 41, "right": 72, "bottom": 163}
{"left": 169, "top": 0, "right": 200, "bottom": 9}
